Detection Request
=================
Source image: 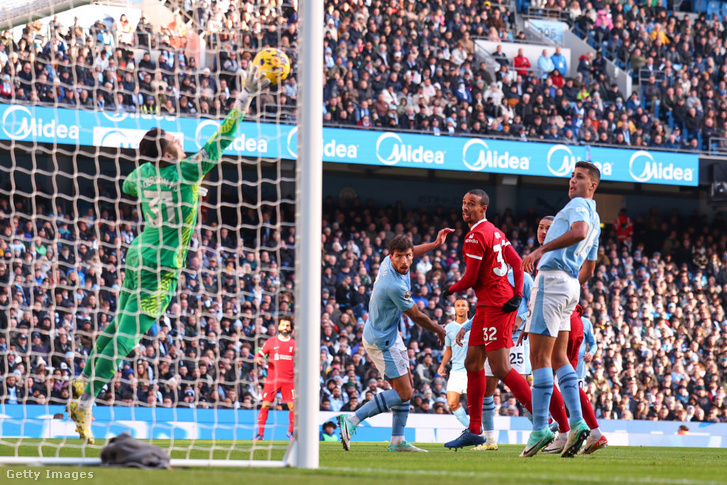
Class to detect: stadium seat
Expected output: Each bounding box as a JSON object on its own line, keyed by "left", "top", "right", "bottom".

{"left": 706, "top": 0, "right": 720, "bottom": 15}
{"left": 721, "top": 1, "right": 727, "bottom": 17}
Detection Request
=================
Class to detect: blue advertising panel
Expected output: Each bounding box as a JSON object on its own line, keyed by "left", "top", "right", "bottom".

{"left": 0, "top": 104, "right": 699, "bottom": 186}
{"left": 529, "top": 19, "right": 567, "bottom": 44}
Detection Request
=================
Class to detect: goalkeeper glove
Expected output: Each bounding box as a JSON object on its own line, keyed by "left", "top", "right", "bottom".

{"left": 502, "top": 295, "right": 522, "bottom": 313}
{"left": 235, "top": 64, "right": 271, "bottom": 112}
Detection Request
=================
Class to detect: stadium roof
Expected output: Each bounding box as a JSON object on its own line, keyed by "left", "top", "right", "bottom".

{"left": 1, "top": 0, "right": 90, "bottom": 30}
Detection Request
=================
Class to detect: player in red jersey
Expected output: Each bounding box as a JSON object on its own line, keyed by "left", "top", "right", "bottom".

{"left": 254, "top": 316, "right": 296, "bottom": 440}
{"left": 444, "top": 189, "right": 533, "bottom": 449}
{"left": 567, "top": 306, "right": 584, "bottom": 370}
{"left": 568, "top": 304, "right": 608, "bottom": 454}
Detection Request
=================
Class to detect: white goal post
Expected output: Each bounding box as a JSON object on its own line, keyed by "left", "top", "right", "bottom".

{"left": 0, "top": 0, "right": 322, "bottom": 469}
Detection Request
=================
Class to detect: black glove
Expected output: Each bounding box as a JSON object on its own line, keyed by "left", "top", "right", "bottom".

{"left": 442, "top": 286, "right": 455, "bottom": 299}
{"left": 502, "top": 295, "right": 522, "bottom": 313}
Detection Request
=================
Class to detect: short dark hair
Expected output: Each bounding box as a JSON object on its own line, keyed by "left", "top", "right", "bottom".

{"left": 278, "top": 315, "right": 294, "bottom": 331}
{"left": 467, "top": 189, "right": 489, "bottom": 206}
{"left": 138, "top": 128, "right": 168, "bottom": 160}
{"left": 389, "top": 234, "right": 413, "bottom": 254}
{"left": 575, "top": 161, "right": 601, "bottom": 184}
{"left": 541, "top": 215, "right": 555, "bottom": 222}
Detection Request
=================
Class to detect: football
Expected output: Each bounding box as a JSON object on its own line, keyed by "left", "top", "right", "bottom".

{"left": 252, "top": 47, "right": 291, "bottom": 85}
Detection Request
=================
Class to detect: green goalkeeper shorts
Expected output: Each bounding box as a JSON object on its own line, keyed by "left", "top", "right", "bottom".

{"left": 122, "top": 265, "right": 179, "bottom": 320}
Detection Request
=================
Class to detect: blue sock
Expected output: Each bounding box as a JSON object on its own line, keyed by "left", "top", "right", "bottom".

{"left": 482, "top": 396, "right": 495, "bottom": 432}
{"left": 453, "top": 406, "right": 470, "bottom": 428}
{"left": 531, "top": 368, "right": 553, "bottom": 431}
{"left": 556, "top": 364, "right": 583, "bottom": 425}
{"left": 391, "top": 400, "right": 410, "bottom": 439}
{"left": 354, "top": 388, "right": 403, "bottom": 423}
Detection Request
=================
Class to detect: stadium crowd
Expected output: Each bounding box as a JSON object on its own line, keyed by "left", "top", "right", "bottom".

{"left": 0, "top": 187, "right": 726, "bottom": 426}
{"left": 2, "top": 0, "right": 727, "bottom": 151}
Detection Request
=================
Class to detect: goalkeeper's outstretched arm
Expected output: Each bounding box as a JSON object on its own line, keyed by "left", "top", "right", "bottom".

{"left": 183, "top": 66, "right": 271, "bottom": 179}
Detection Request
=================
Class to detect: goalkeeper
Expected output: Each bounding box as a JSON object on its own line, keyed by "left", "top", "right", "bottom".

{"left": 68, "top": 67, "right": 270, "bottom": 444}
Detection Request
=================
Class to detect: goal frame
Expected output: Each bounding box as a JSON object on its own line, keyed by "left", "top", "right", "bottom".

{"left": 0, "top": 0, "right": 322, "bottom": 470}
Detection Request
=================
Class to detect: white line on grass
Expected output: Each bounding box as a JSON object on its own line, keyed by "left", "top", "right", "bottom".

{"left": 323, "top": 466, "right": 721, "bottom": 485}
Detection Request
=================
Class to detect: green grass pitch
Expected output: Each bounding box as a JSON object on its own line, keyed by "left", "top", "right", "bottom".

{"left": 1, "top": 441, "right": 726, "bottom": 485}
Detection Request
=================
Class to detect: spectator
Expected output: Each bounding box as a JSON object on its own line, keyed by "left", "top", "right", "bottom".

{"left": 537, "top": 49, "right": 555, "bottom": 80}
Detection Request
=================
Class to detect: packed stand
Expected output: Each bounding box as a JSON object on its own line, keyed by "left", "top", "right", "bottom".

{"left": 318, "top": 200, "right": 727, "bottom": 423}
{"left": 1, "top": 188, "right": 725, "bottom": 424}
{"left": 2, "top": 1, "right": 725, "bottom": 151}
{"left": 0, "top": 191, "right": 297, "bottom": 409}
{"left": 527, "top": 0, "right": 727, "bottom": 151}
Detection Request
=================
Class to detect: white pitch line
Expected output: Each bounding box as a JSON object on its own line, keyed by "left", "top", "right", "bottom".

{"left": 322, "top": 466, "right": 723, "bottom": 485}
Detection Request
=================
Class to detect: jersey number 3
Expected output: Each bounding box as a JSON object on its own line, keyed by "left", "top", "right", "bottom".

{"left": 492, "top": 244, "right": 508, "bottom": 277}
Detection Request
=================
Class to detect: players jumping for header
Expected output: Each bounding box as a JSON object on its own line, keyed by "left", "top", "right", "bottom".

{"left": 521, "top": 161, "right": 602, "bottom": 458}
{"left": 338, "top": 231, "right": 452, "bottom": 452}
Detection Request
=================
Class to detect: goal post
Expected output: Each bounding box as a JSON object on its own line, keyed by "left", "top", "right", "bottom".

{"left": 0, "top": 0, "right": 321, "bottom": 469}
{"left": 293, "top": 0, "right": 323, "bottom": 470}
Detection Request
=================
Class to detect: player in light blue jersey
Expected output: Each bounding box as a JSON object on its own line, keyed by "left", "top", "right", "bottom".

{"left": 577, "top": 314, "right": 596, "bottom": 381}
{"left": 520, "top": 161, "right": 601, "bottom": 458}
{"left": 437, "top": 298, "right": 471, "bottom": 428}
{"left": 339, "top": 232, "right": 451, "bottom": 453}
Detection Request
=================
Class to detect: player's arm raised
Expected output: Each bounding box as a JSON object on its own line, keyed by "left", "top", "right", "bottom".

{"left": 182, "top": 66, "right": 271, "bottom": 180}
{"left": 403, "top": 305, "right": 445, "bottom": 346}
{"left": 522, "top": 221, "right": 589, "bottom": 273}
{"left": 412, "top": 228, "right": 454, "bottom": 259}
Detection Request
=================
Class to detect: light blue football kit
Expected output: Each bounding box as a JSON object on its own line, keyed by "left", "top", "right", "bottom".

{"left": 528, "top": 196, "right": 600, "bottom": 436}
{"left": 576, "top": 316, "right": 597, "bottom": 380}
{"left": 352, "top": 255, "right": 414, "bottom": 443}
{"left": 444, "top": 318, "right": 471, "bottom": 426}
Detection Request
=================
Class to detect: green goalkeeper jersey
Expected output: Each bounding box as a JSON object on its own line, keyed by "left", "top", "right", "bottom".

{"left": 122, "top": 109, "right": 244, "bottom": 274}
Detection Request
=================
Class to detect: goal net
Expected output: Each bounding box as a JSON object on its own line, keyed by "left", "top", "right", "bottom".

{"left": 0, "top": 0, "right": 321, "bottom": 468}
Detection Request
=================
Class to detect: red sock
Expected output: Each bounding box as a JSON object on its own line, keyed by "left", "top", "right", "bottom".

{"left": 467, "top": 370, "right": 485, "bottom": 434}
{"left": 288, "top": 408, "right": 295, "bottom": 434}
{"left": 550, "top": 385, "right": 570, "bottom": 433}
{"left": 257, "top": 407, "right": 269, "bottom": 437}
{"left": 580, "top": 387, "right": 599, "bottom": 430}
{"left": 503, "top": 368, "right": 532, "bottom": 415}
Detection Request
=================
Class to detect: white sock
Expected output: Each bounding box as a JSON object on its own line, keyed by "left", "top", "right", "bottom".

{"left": 348, "top": 414, "right": 361, "bottom": 426}
{"left": 485, "top": 430, "right": 496, "bottom": 442}
{"left": 79, "top": 392, "right": 93, "bottom": 410}
{"left": 590, "top": 427, "right": 602, "bottom": 439}
{"left": 390, "top": 435, "right": 404, "bottom": 445}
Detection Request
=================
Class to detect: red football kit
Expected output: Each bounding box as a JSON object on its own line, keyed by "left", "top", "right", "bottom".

{"left": 448, "top": 218, "right": 524, "bottom": 351}
{"left": 568, "top": 305, "right": 585, "bottom": 369}
{"left": 257, "top": 336, "right": 296, "bottom": 403}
